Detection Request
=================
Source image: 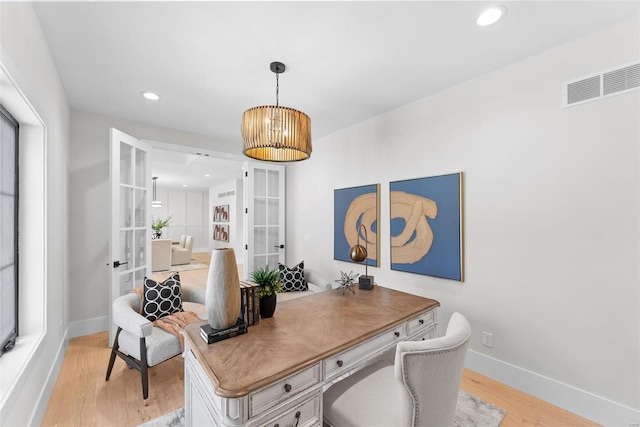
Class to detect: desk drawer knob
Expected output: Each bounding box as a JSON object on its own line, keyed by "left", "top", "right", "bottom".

{"left": 419, "top": 319, "right": 424, "bottom": 325}
{"left": 284, "top": 383, "right": 292, "bottom": 393}
{"left": 394, "top": 331, "right": 400, "bottom": 338}
{"left": 337, "top": 360, "right": 344, "bottom": 367}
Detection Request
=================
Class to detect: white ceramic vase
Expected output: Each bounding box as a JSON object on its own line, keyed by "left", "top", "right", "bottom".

{"left": 205, "top": 248, "right": 241, "bottom": 329}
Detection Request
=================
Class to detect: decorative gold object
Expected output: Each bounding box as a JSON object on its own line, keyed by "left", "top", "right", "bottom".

{"left": 241, "top": 62, "right": 312, "bottom": 162}
{"left": 349, "top": 224, "right": 374, "bottom": 290}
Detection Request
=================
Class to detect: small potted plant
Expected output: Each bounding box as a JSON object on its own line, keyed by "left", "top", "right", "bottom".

{"left": 250, "top": 266, "right": 282, "bottom": 318}
{"left": 151, "top": 215, "right": 172, "bottom": 239}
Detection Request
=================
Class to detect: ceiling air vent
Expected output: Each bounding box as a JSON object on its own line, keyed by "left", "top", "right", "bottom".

{"left": 563, "top": 62, "right": 639, "bottom": 108}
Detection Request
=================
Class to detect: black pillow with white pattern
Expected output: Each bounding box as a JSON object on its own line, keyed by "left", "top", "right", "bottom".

{"left": 142, "top": 272, "right": 183, "bottom": 321}
{"left": 278, "top": 261, "right": 307, "bottom": 292}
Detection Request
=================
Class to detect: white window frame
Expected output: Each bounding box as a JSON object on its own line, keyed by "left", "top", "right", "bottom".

{"left": 0, "top": 62, "right": 48, "bottom": 414}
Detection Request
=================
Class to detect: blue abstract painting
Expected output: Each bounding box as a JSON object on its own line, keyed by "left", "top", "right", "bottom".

{"left": 390, "top": 173, "right": 463, "bottom": 281}
{"left": 334, "top": 184, "right": 380, "bottom": 266}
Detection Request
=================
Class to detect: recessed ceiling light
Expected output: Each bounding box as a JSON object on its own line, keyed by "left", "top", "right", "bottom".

{"left": 204, "top": 174, "right": 211, "bottom": 177}
{"left": 183, "top": 184, "right": 188, "bottom": 187}
{"left": 477, "top": 6, "right": 507, "bottom": 27}
{"left": 142, "top": 91, "right": 160, "bottom": 101}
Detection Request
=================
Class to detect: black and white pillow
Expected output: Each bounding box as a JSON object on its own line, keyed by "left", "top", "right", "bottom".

{"left": 142, "top": 273, "right": 183, "bottom": 321}
{"left": 279, "top": 261, "right": 307, "bottom": 292}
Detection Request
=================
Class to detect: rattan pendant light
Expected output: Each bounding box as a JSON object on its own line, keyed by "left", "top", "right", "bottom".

{"left": 241, "top": 62, "right": 312, "bottom": 162}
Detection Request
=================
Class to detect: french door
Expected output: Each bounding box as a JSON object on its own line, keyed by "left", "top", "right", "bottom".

{"left": 243, "top": 162, "right": 285, "bottom": 280}
{"left": 109, "top": 128, "right": 151, "bottom": 343}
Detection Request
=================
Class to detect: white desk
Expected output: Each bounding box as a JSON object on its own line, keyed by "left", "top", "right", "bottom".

{"left": 182, "top": 286, "right": 439, "bottom": 427}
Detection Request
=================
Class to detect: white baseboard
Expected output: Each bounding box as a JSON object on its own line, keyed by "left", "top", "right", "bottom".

{"left": 466, "top": 350, "right": 640, "bottom": 426}
{"left": 31, "top": 329, "right": 68, "bottom": 426}
{"left": 68, "top": 315, "right": 109, "bottom": 339}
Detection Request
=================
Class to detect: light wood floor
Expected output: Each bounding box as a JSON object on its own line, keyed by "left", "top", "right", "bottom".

{"left": 41, "top": 254, "right": 600, "bottom": 426}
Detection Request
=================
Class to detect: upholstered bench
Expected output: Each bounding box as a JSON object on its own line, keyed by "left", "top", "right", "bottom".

{"left": 277, "top": 268, "right": 333, "bottom": 302}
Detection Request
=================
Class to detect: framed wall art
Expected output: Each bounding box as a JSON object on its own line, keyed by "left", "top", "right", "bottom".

{"left": 390, "top": 172, "right": 463, "bottom": 281}
{"left": 213, "top": 224, "right": 229, "bottom": 242}
{"left": 213, "top": 205, "right": 229, "bottom": 222}
{"left": 334, "top": 184, "right": 380, "bottom": 267}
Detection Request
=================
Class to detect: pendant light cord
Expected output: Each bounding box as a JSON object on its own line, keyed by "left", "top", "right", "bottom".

{"left": 275, "top": 72, "right": 280, "bottom": 107}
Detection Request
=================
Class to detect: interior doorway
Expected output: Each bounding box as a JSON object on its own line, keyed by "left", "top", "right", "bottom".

{"left": 146, "top": 139, "right": 246, "bottom": 266}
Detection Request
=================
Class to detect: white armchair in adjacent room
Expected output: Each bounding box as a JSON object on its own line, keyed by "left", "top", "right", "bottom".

{"left": 151, "top": 239, "right": 172, "bottom": 271}
{"left": 323, "top": 312, "right": 472, "bottom": 427}
{"left": 171, "top": 235, "right": 194, "bottom": 265}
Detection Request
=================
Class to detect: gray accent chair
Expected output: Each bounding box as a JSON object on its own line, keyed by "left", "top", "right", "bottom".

{"left": 105, "top": 284, "right": 205, "bottom": 399}
{"left": 323, "top": 312, "right": 471, "bottom": 427}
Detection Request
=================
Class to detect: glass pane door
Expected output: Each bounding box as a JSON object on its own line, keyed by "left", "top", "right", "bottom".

{"left": 109, "top": 128, "right": 151, "bottom": 343}
{"left": 243, "top": 162, "right": 285, "bottom": 279}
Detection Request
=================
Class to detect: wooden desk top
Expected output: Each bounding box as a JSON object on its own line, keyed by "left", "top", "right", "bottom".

{"left": 182, "top": 286, "right": 439, "bottom": 399}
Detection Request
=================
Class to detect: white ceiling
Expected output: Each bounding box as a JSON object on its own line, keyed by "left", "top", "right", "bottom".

{"left": 151, "top": 148, "right": 245, "bottom": 190}
{"left": 32, "top": 1, "right": 639, "bottom": 187}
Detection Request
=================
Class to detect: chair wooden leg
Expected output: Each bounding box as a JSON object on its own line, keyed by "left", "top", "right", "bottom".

{"left": 139, "top": 336, "right": 149, "bottom": 400}
{"left": 105, "top": 327, "right": 122, "bottom": 381}
{"left": 105, "top": 327, "right": 151, "bottom": 400}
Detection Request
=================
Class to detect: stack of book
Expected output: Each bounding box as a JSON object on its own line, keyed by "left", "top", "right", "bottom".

{"left": 239, "top": 281, "right": 260, "bottom": 326}
{"left": 200, "top": 317, "right": 248, "bottom": 344}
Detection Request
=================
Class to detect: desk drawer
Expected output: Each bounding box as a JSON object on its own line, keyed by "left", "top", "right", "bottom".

{"left": 414, "top": 325, "right": 436, "bottom": 342}
{"left": 407, "top": 310, "right": 436, "bottom": 335}
{"left": 259, "top": 394, "right": 320, "bottom": 427}
{"left": 324, "top": 325, "right": 406, "bottom": 379}
{"left": 250, "top": 363, "right": 321, "bottom": 417}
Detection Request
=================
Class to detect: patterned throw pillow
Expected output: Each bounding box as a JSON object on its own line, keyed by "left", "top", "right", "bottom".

{"left": 142, "top": 273, "right": 183, "bottom": 321}
{"left": 279, "top": 261, "right": 307, "bottom": 292}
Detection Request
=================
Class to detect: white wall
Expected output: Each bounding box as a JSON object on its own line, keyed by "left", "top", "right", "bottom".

{"left": 2, "top": 4, "right": 636, "bottom": 425}
{"left": 0, "top": 3, "right": 70, "bottom": 426}
{"left": 69, "top": 109, "right": 241, "bottom": 326}
{"left": 209, "top": 179, "right": 244, "bottom": 264}
{"left": 286, "top": 19, "right": 639, "bottom": 424}
{"left": 153, "top": 185, "right": 209, "bottom": 252}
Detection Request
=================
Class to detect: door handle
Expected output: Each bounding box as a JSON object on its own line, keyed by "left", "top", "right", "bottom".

{"left": 273, "top": 244, "right": 285, "bottom": 249}
{"left": 113, "top": 260, "right": 129, "bottom": 268}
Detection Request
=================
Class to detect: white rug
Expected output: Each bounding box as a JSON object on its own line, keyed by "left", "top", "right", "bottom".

{"left": 455, "top": 390, "right": 506, "bottom": 426}
{"left": 158, "top": 261, "right": 207, "bottom": 273}
{"left": 139, "top": 390, "right": 505, "bottom": 427}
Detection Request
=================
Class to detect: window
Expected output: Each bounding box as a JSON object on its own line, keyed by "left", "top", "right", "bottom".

{"left": 0, "top": 103, "right": 19, "bottom": 357}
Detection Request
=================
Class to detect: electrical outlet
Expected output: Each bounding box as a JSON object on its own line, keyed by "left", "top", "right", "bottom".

{"left": 482, "top": 331, "right": 493, "bottom": 348}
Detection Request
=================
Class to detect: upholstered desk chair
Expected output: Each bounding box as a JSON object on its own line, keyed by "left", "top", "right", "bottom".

{"left": 105, "top": 284, "right": 205, "bottom": 399}
{"left": 171, "top": 235, "right": 194, "bottom": 265}
{"left": 323, "top": 312, "right": 471, "bottom": 427}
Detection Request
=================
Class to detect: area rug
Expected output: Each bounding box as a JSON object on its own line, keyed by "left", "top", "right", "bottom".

{"left": 167, "top": 261, "right": 208, "bottom": 272}
{"left": 138, "top": 390, "right": 506, "bottom": 427}
{"left": 455, "top": 390, "right": 506, "bottom": 426}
